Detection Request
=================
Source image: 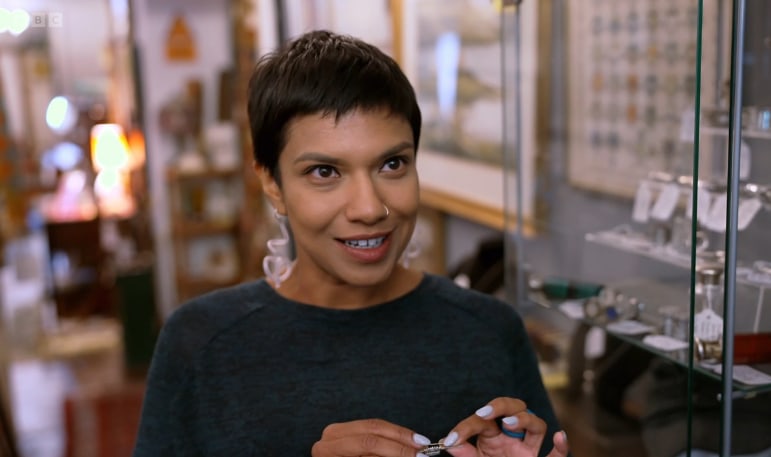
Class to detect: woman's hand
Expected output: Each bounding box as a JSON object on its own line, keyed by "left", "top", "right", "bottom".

{"left": 441, "top": 397, "right": 569, "bottom": 457}
{"left": 311, "top": 418, "right": 433, "bottom": 457}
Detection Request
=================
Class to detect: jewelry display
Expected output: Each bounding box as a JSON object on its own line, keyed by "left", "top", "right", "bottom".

{"left": 737, "top": 261, "right": 771, "bottom": 287}
{"left": 753, "top": 106, "right": 771, "bottom": 132}
{"left": 694, "top": 337, "right": 723, "bottom": 362}
{"left": 669, "top": 216, "right": 709, "bottom": 255}
{"left": 657, "top": 305, "right": 690, "bottom": 341}
{"left": 578, "top": 167, "right": 771, "bottom": 365}
{"left": 589, "top": 172, "right": 769, "bottom": 280}
{"left": 693, "top": 266, "right": 724, "bottom": 342}
{"left": 754, "top": 260, "right": 771, "bottom": 277}
{"left": 582, "top": 287, "right": 643, "bottom": 325}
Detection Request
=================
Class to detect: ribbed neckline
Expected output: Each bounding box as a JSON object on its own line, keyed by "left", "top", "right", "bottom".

{"left": 252, "top": 272, "right": 439, "bottom": 320}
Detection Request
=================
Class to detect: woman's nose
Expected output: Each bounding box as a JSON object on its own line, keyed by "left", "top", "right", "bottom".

{"left": 344, "top": 175, "right": 387, "bottom": 223}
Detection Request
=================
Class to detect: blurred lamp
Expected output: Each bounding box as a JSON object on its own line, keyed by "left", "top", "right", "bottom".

{"left": 0, "top": 8, "right": 9, "bottom": 33}
{"left": 90, "top": 123, "right": 135, "bottom": 217}
{"left": 0, "top": 8, "right": 31, "bottom": 36}
{"left": 46, "top": 96, "right": 78, "bottom": 135}
{"left": 90, "top": 123, "right": 130, "bottom": 172}
{"left": 42, "top": 142, "right": 85, "bottom": 171}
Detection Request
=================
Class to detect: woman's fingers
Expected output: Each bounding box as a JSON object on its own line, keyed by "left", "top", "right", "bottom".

{"left": 443, "top": 397, "right": 532, "bottom": 443}
{"left": 312, "top": 419, "right": 428, "bottom": 457}
{"left": 312, "top": 435, "right": 423, "bottom": 457}
{"left": 505, "top": 410, "right": 547, "bottom": 448}
{"left": 321, "top": 418, "right": 422, "bottom": 443}
{"left": 441, "top": 397, "right": 556, "bottom": 457}
{"left": 546, "top": 431, "right": 569, "bottom": 457}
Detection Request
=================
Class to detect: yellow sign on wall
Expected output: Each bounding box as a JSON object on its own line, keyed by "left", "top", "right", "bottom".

{"left": 166, "top": 15, "right": 197, "bottom": 62}
{"left": 492, "top": 0, "right": 519, "bottom": 12}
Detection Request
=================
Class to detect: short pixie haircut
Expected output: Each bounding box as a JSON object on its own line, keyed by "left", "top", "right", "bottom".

{"left": 247, "top": 30, "right": 422, "bottom": 182}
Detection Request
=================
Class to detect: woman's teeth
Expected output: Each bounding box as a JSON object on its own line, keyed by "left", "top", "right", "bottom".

{"left": 344, "top": 237, "right": 385, "bottom": 249}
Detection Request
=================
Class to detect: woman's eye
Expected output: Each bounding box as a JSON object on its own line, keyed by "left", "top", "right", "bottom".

{"left": 382, "top": 157, "right": 406, "bottom": 171}
{"left": 309, "top": 165, "right": 339, "bottom": 179}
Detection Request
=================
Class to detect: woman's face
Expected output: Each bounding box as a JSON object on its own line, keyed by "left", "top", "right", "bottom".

{"left": 261, "top": 108, "right": 419, "bottom": 288}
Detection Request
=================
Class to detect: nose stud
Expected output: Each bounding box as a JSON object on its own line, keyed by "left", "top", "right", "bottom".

{"left": 384, "top": 205, "right": 390, "bottom": 217}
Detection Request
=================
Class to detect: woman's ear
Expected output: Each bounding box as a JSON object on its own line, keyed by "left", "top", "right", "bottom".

{"left": 255, "top": 163, "right": 286, "bottom": 215}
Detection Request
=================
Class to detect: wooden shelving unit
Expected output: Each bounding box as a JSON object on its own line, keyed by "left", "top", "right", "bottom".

{"left": 167, "top": 165, "right": 244, "bottom": 302}
{"left": 166, "top": 0, "right": 267, "bottom": 303}
{"left": 166, "top": 167, "right": 240, "bottom": 181}
{"left": 230, "top": 0, "right": 269, "bottom": 282}
{"left": 172, "top": 220, "right": 239, "bottom": 238}
{"left": 175, "top": 273, "right": 242, "bottom": 299}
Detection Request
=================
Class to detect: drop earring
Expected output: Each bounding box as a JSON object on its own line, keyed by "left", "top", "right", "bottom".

{"left": 263, "top": 207, "right": 294, "bottom": 287}
{"left": 400, "top": 231, "right": 422, "bottom": 268}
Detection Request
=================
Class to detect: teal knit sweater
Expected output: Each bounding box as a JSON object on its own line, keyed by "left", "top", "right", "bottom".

{"left": 132, "top": 274, "right": 560, "bottom": 456}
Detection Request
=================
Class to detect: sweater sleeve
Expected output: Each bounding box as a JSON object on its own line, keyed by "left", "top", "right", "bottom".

{"left": 132, "top": 283, "right": 263, "bottom": 456}
{"left": 510, "top": 313, "right": 565, "bottom": 457}
{"left": 132, "top": 310, "right": 199, "bottom": 457}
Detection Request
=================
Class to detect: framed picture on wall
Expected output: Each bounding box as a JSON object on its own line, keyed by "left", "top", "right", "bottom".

{"left": 565, "top": 0, "right": 723, "bottom": 198}
{"left": 397, "top": 0, "right": 551, "bottom": 232}
{"left": 277, "top": 0, "right": 397, "bottom": 57}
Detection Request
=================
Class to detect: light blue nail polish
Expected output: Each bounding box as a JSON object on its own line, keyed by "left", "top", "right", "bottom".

{"left": 443, "top": 431, "right": 459, "bottom": 446}
{"left": 413, "top": 433, "right": 431, "bottom": 446}
{"left": 502, "top": 415, "right": 519, "bottom": 426}
{"left": 417, "top": 453, "right": 430, "bottom": 457}
{"left": 475, "top": 405, "right": 493, "bottom": 417}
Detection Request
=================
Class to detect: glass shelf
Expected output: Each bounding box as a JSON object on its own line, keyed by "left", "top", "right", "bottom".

{"left": 538, "top": 295, "right": 771, "bottom": 396}
{"left": 604, "top": 326, "right": 771, "bottom": 396}
{"left": 585, "top": 230, "right": 771, "bottom": 289}
{"left": 701, "top": 126, "right": 771, "bottom": 140}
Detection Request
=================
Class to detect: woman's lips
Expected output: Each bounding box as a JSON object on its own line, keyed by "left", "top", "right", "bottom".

{"left": 337, "top": 233, "right": 392, "bottom": 263}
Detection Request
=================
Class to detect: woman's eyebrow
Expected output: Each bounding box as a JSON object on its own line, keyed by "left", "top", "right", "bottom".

{"left": 376, "top": 141, "right": 415, "bottom": 159}
{"left": 293, "top": 141, "right": 414, "bottom": 165}
{"left": 293, "top": 152, "right": 342, "bottom": 165}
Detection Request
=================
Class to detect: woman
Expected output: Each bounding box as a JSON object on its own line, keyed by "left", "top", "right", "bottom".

{"left": 133, "top": 30, "right": 569, "bottom": 457}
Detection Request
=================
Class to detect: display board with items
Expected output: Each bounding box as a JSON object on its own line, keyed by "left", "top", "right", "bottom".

{"left": 502, "top": 0, "right": 771, "bottom": 456}
{"left": 567, "top": 0, "right": 722, "bottom": 197}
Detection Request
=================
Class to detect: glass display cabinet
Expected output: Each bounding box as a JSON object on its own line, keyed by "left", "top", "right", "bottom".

{"left": 501, "top": 1, "right": 771, "bottom": 456}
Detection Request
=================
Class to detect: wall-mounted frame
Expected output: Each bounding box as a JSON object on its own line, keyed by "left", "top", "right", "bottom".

{"left": 565, "top": 0, "right": 723, "bottom": 198}
{"left": 396, "top": 0, "right": 551, "bottom": 232}
{"left": 277, "top": 0, "right": 397, "bottom": 56}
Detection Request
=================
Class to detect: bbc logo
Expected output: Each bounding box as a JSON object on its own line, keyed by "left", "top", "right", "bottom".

{"left": 30, "top": 12, "right": 63, "bottom": 28}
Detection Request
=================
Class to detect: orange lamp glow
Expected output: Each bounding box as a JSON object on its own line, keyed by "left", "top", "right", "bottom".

{"left": 127, "top": 128, "right": 146, "bottom": 169}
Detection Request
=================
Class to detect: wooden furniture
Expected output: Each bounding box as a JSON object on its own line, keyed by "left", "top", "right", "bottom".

{"left": 45, "top": 218, "right": 115, "bottom": 318}
{"left": 0, "top": 327, "right": 19, "bottom": 457}
{"left": 167, "top": 167, "right": 244, "bottom": 301}
{"left": 63, "top": 382, "right": 145, "bottom": 457}
{"left": 0, "top": 390, "right": 19, "bottom": 457}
